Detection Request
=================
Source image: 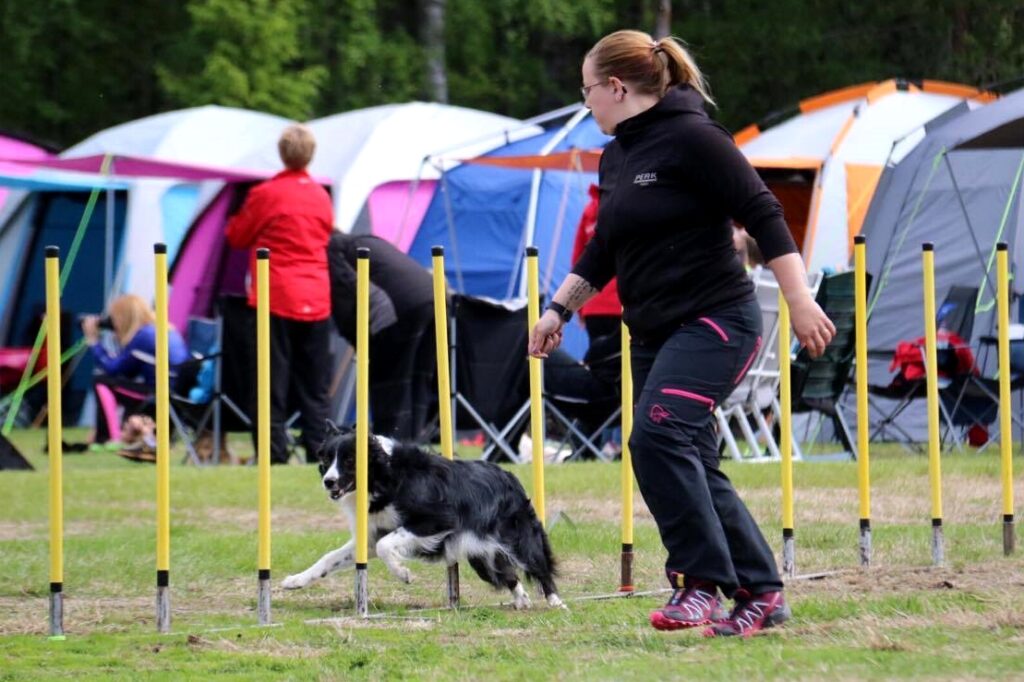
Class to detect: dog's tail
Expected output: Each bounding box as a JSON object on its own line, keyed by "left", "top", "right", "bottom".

{"left": 515, "top": 508, "right": 559, "bottom": 598}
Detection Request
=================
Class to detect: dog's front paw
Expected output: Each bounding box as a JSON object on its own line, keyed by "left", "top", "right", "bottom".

{"left": 547, "top": 594, "right": 568, "bottom": 610}
{"left": 512, "top": 583, "right": 532, "bottom": 610}
{"left": 397, "top": 566, "right": 413, "bottom": 584}
{"left": 281, "top": 573, "right": 311, "bottom": 590}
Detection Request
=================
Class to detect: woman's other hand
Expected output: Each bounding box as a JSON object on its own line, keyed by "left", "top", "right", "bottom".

{"left": 80, "top": 315, "right": 101, "bottom": 346}
{"left": 528, "top": 310, "right": 564, "bottom": 358}
{"left": 788, "top": 295, "right": 835, "bottom": 358}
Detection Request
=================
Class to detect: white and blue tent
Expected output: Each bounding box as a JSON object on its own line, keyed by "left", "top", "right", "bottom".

{"left": 408, "top": 107, "right": 611, "bottom": 358}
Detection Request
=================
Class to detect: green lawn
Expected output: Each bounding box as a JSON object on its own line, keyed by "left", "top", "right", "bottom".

{"left": 1, "top": 428, "right": 1022, "bottom": 681}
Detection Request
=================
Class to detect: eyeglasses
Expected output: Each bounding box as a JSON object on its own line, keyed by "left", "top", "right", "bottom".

{"left": 580, "top": 80, "right": 607, "bottom": 100}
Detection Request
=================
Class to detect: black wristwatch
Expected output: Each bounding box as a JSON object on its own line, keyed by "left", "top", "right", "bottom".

{"left": 546, "top": 301, "right": 573, "bottom": 323}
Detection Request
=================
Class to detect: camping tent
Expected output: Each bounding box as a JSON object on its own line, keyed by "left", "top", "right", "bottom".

{"left": 736, "top": 79, "right": 995, "bottom": 272}
{"left": 408, "top": 107, "right": 612, "bottom": 358}
{"left": 232, "top": 102, "right": 527, "bottom": 253}
{"left": 169, "top": 102, "right": 527, "bottom": 329}
{"left": 858, "top": 87, "right": 1024, "bottom": 439}
{"left": 0, "top": 133, "right": 54, "bottom": 213}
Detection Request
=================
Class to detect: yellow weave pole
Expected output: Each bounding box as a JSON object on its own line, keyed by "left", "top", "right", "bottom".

{"left": 431, "top": 246, "right": 459, "bottom": 607}
{"left": 256, "top": 248, "right": 272, "bottom": 625}
{"left": 355, "top": 247, "right": 370, "bottom": 617}
{"left": 779, "top": 290, "right": 795, "bottom": 577}
{"left": 154, "top": 244, "right": 172, "bottom": 633}
{"left": 854, "top": 235, "right": 872, "bottom": 566}
{"left": 922, "top": 243, "right": 944, "bottom": 566}
{"left": 996, "top": 242, "right": 1015, "bottom": 555}
{"left": 44, "top": 246, "right": 64, "bottom": 639}
{"left": 526, "top": 246, "right": 545, "bottom": 527}
{"left": 619, "top": 320, "right": 634, "bottom": 592}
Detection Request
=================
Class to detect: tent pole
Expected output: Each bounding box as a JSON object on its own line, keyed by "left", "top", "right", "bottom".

{"left": 941, "top": 152, "right": 998, "bottom": 308}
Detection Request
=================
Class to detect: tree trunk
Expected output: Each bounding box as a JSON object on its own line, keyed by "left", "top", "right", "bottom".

{"left": 419, "top": 0, "right": 448, "bottom": 103}
{"left": 654, "top": 0, "right": 672, "bottom": 39}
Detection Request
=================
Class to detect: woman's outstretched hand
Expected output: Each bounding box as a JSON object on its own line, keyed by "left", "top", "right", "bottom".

{"left": 788, "top": 294, "right": 835, "bottom": 358}
{"left": 528, "top": 310, "right": 564, "bottom": 358}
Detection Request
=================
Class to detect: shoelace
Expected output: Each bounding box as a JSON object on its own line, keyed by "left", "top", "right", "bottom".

{"left": 668, "top": 588, "right": 716, "bottom": 620}
{"left": 726, "top": 598, "right": 770, "bottom": 632}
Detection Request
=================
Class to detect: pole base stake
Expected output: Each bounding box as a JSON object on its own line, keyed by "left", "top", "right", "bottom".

{"left": 620, "top": 548, "right": 634, "bottom": 593}
{"left": 156, "top": 586, "right": 170, "bottom": 633}
{"left": 447, "top": 563, "right": 460, "bottom": 609}
{"left": 49, "top": 591, "right": 64, "bottom": 637}
{"left": 931, "top": 521, "right": 944, "bottom": 567}
{"left": 1004, "top": 518, "right": 1015, "bottom": 556}
{"left": 258, "top": 573, "right": 272, "bottom": 625}
{"left": 782, "top": 532, "right": 795, "bottom": 578}
{"left": 355, "top": 566, "right": 369, "bottom": 618}
{"left": 859, "top": 522, "right": 872, "bottom": 567}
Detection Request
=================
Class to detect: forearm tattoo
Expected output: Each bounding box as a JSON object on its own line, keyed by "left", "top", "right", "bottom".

{"left": 561, "top": 277, "right": 599, "bottom": 310}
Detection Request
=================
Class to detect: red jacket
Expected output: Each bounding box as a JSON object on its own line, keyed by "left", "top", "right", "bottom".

{"left": 226, "top": 169, "right": 333, "bottom": 321}
{"left": 571, "top": 183, "right": 621, "bottom": 319}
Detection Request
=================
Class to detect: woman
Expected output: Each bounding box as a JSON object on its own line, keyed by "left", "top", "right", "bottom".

{"left": 529, "top": 30, "right": 835, "bottom": 637}
{"left": 82, "top": 294, "right": 188, "bottom": 446}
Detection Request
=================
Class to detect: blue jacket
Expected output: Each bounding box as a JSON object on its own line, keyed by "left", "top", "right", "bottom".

{"left": 89, "top": 324, "right": 189, "bottom": 386}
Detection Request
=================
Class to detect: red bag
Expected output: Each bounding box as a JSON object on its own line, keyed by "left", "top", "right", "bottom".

{"left": 889, "top": 331, "right": 976, "bottom": 382}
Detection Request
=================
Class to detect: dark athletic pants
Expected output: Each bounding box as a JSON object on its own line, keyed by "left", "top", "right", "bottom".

{"left": 628, "top": 298, "right": 782, "bottom": 597}
{"left": 252, "top": 315, "right": 332, "bottom": 464}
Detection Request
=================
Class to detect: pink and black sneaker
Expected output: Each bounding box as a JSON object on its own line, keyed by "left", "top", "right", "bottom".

{"left": 704, "top": 589, "right": 791, "bottom": 637}
{"left": 650, "top": 574, "right": 723, "bottom": 631}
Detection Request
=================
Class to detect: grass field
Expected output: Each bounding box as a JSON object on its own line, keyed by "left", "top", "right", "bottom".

{"left": 1, "top": 428, "right": 1022, "bottom": 680}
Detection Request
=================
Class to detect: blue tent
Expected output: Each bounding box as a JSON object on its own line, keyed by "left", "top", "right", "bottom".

{"left": 409, "top": 109, "right": 611, "bottom": 358}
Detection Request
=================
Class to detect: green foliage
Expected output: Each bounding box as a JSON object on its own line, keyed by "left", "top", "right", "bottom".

{"left": 2, "top": 1, "right": 1024, "bottom": 146}
{"left": 156, "top": 0, "right": 327, "bottom": 120}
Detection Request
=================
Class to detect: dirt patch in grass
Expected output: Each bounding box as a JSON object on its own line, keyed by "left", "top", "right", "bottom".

{"left": 174, "top": 506, "right": 337, "bottom": 534}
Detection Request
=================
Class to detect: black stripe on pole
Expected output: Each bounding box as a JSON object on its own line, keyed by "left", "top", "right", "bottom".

{"left": 526, "top": 246, "right": 538, "bottom": 257}
{"left": 257, "top": 248, "right": 270, "bottom": 260}
{"left": 432, "top": 246, "right": 444, "bottom": 256}
{"left": 357, "top": 247, "right": 369, "bottom": 259}
{"left": 922, "top": 242, "right": 934, "bottom": 252}
{"left": 157, "top": 570, "right": 169, "bottom": 587}
{"left": 45, "top": 245, "right": 59, "bottom": 258}
{"left": 621, "top": 543, "right": 633, "bottom": 552}
{"left": 854, "top": 235, "right": 865, "bottom": 245}
{"left": 1005, "top": 514, "right": 1015, "bottom": 523}
{"left": 931, "top": 518, "right": 942, "bottom": 527}
{"left": 154, "top": 243, "right": 167, "bottom": 255}
{"left": 997, "top": 242, "right": 1008, "bottom": 252}
{"left": 860, "top": 518, "right": 871, "bottom": 529}
{"left": 258, "top": 569, "right": 270, "bottom": 580}
{"left": 355, "top": 563, "right": 368, "bottom": 570}
{"left": 50, "top": 582, "right": 62, "bottom": 593}
{"left": 782, "top": 528, "right": 794, "bottom": 538}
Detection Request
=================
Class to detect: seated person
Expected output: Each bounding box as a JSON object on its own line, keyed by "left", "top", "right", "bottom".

{"left": 81, "top": 294, "right": 188, "bottom": 447}
{"left": 328, "top": 232, "right": 438, "bottom": 441}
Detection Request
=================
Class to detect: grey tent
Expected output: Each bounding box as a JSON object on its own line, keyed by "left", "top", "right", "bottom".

{"left": 859, "top": 89, "right": 1024, "bottom": 440}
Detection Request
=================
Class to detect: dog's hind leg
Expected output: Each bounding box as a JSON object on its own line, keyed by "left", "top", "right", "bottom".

{"left": 376, "top": 528, "right": 447, "bottom": 584}
{"left": 468, "top": 553, "right": 531, "bottom": 610}
{"left": 282, "top": 537, "right": 369, "bottom": 589}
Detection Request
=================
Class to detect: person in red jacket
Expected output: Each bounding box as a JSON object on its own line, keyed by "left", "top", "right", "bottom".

{"left": 571, "top": 183, "right": 621, "bottom": 343}
{"left": 226, "top": 124, "right": 334, "bottom": 464}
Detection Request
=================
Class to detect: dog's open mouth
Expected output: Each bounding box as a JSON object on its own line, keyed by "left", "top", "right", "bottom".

{"left": 329, "top": 484, "right": 354, "bottom": 501}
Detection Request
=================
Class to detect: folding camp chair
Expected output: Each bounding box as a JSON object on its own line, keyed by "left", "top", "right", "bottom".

{"left": 715, "top": 267, "right": 822, "bottom": 461}
{"left": 867, "top": 285, "right": 978, "bottom": 448}
{"left": 134, "top": 316, "right": 251, "bottom": 465}
{"left": 788, "top": 271, "right": 872, "bottom": 460}
{"left": 448, "top": 295, "right": 532, "bottom": 463}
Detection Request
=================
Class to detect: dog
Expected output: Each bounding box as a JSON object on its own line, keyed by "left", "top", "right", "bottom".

{"left": 281, "top": 424, "right": 564, "bottom": 609}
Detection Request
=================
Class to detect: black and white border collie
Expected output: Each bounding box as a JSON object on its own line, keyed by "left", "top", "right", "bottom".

{"left": 282, "top": 425, "right": 564, "bottom": 609}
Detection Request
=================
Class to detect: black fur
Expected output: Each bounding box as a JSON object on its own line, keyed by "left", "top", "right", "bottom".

{"left": 317, "top": 427, "right": 559, "bottom": 599}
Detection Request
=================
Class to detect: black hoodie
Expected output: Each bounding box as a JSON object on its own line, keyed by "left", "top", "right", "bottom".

{"left": 572, "top": 85, "right": 797, "bottom": 344}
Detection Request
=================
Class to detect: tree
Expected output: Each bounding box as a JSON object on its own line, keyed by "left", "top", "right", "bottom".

{"left": 420, "top": 0, "right": 448, "bottom": 103}
{"left": 157, "top": 0, "right": 326, "bottom": 120}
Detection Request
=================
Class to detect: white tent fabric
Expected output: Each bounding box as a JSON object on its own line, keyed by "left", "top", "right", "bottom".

{"left": 62, "top": 105, "right": 293, "bottom": 299}
{"left": 738, "top": 80, "right": 993, "bottom": 273}
{"left": 299, "top": 102, "right": 527, "bottom": 234}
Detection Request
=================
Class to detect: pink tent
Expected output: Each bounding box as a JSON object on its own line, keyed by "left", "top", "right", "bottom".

{"left": 0, "top": 135, "right": 54, "bottom": 209}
